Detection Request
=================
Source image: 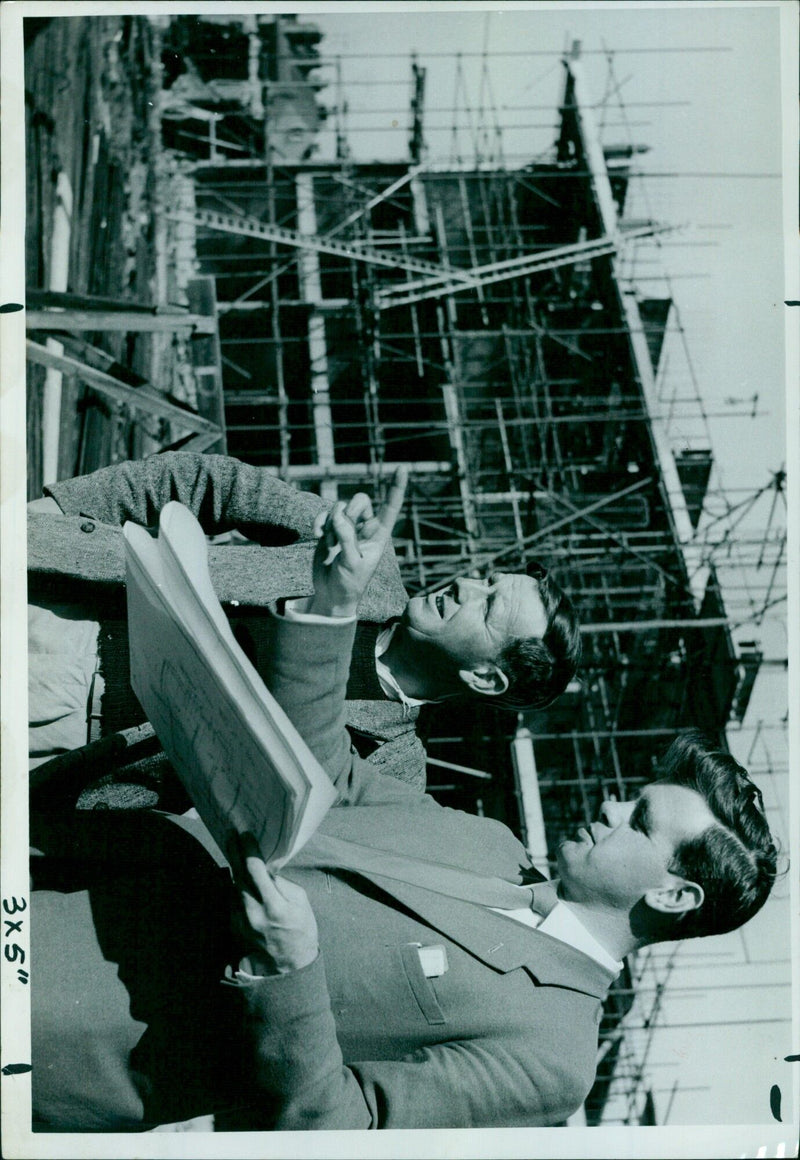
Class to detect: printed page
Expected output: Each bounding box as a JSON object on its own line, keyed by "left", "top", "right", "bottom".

{"left": 157, "top": 501, "right": 339, "bottom": 863}
{"left": 124, "top": 509, "right": 336, "bottom": 866}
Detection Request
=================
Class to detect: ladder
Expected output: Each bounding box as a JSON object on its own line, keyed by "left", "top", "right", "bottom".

{"left": 173, "top": 207, "right": 477, "bottom": 283}
{"left": 376, "top": 223, "right": 670, "bottom": 309}
{"left": 175, "top": 208, "right": 669, "bottom": 309}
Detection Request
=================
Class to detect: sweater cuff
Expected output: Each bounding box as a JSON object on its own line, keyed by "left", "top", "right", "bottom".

{"left": 43, "top": 479, "right": 79, "bottom": 513}
{"left": 279, "top": 597, "right": 356, "bottom": 626}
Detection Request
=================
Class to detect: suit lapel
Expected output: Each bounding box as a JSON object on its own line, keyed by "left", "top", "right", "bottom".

{"left": 317, "top": 801, "right": 527, "bottom": 880}
{"left": 344, "top": 873, "right": 614, "bottom": 998}
{"left": 306, "top": 808, "right": 615, "bottom": 999}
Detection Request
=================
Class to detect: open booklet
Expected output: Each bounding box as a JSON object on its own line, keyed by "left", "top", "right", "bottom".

{"left": 124, "top": 501, "right": 337, "bottom": 868}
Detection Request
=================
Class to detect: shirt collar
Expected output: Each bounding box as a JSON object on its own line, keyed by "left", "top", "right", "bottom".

{"left": 494, "top": 889, "right": 622, "bottom": 976}
{"left": 539, "top": 899, "right": 623, "bottom": 975}
{"left": 375, "top": 621, "right": 431, "bottom": 712}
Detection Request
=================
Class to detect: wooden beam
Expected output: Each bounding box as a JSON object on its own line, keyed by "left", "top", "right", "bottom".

{"left": 261, "top": 461, "right": 451, "bottom": 481}
{"left": 26, "top": 310, "right": 217, "bottom": 334}
{"left": 186, "top": 277, "right": 227, "bottom": 454}
{"left": 579, "top": 617, "right": 730, "bottom": 634}
{"left": 26, "top": 340, "right": 221, "bottom": 435}
{"left": 163, "top": 431, "right": 226, "bottom": 453}
{"left": 27, "top": 290, "right": 167, "bottom": 312}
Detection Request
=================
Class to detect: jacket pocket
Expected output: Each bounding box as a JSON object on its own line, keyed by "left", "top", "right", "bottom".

{"left": 399, "top": 943, "right": 447, "bottom": 1025}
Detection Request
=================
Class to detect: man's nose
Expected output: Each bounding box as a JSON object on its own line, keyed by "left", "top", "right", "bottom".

{"left": 455, "top": 577, "right": 486, "bottom": 601}
{"left": 599, "top": 798, "right": 634, "bottom": 827}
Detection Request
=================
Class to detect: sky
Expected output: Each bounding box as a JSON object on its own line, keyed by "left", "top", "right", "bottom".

{"left": 307, "top": 1, "right": 795, "bottom": 1132}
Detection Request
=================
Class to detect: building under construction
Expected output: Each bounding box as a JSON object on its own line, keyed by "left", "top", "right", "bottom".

{"left": 23, "top": 13, "right": 788, "bottom": 1128}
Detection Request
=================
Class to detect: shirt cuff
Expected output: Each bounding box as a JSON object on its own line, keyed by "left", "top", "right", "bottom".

{"left": 234, "top": 967, "right": 267, "bottom": 985}
{"left": 222, "top": 952, "right": 322, "bottom": 987}
{"left": 221, "top": 959, "right": 269, "bottom": 987}
{"left": 278, "top": 596, "right": 356, "bottom": 625}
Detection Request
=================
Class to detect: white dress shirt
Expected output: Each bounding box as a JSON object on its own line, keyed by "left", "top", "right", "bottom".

{"left": 496, "top": 897, "right": 622, "bottom": 974}
{"left": 374, "top": 621, "right": 429, "bottom": 712}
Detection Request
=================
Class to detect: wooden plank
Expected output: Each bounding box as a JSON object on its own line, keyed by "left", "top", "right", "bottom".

{"left": 27, "top": 289, "right": 174, "bottom": 313}
{"left": 186, "top": 277, "right": 227, "bottom": 454}
{"left": 57, "top": 333, "right": 148, "bottom": 387}
{"left": 261, "top": 461, "right": 451, "bottom": 481}
{"left": 26, "top": 340, "right": 221, "bottom": 435}
{"left": 25, "top": 310, "right": 217, "bottom": 334}
{"left": 162, "top": 431, "right": 226, "bottom": 454}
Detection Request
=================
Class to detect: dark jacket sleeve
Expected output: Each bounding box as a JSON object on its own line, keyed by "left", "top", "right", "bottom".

{"left": 262, "top": 614, "right": 427, "bottom": 807}
{"left": 238, "top": 957, "right": 587, "bottom": 1130}
{"left": 44, "top": 453, "right": 327, "bottom": 544}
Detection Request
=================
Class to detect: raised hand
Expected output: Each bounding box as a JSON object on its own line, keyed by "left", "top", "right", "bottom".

{"left": 230, "top": 833, "right": 319, "bottom": 976}
{"left": 308, "top": 467, "right": 408, "bottom": 619}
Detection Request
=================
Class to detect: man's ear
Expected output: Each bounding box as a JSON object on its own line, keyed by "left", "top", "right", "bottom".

{"left": 458, "top": 662, "right": 510, "bottom": 697}
{"left": 644, "top": 878, "right": 704, "bottom": 917}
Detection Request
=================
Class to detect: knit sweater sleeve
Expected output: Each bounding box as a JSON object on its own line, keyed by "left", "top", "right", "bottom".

{"left": 44, "top": 453, "right": 328, "bottom": 544}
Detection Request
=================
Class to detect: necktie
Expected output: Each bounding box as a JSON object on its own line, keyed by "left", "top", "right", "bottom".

{"left": 529, "top": 879, "right": 560, "bottom": 919}
{"left": 298, "top": 831, "right": 537, "bottom": 911}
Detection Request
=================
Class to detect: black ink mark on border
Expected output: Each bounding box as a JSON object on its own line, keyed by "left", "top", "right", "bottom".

{"left": 1, "top": 1063, "right": 32, "bottom": 1076}
{"left": 785, "top": 1054, "right": 800, "bottom": 1063}
{"left": 769, "top": 1083, "right": 782, "bottom": 1121}
{"left": 784, "top": 301, "right": 800, "bottom": 307}
{"left": 0, "top": 303, "right": 23, "bottom": 314}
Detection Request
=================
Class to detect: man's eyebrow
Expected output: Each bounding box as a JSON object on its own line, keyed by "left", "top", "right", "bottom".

{"left": 630, "top": 797, "right": 651, "bottom": 836}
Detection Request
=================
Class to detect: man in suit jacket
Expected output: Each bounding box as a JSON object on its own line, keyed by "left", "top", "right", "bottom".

{"left": 27, "top": 452, "right": 581, "bottom": 802}
{"left": 30, "top": 477, "right": 778, "bottom": 1132}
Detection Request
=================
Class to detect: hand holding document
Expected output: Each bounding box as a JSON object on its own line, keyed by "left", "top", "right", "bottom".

{"left": 124, "top": 502, "right": 337, "bottom": 869}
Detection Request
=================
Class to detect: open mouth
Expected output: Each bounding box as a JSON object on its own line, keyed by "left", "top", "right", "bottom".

{"left": 433, "top": 585, "right": 453, "bottom": 618}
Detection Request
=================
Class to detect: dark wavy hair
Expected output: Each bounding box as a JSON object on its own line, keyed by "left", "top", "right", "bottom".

{"left": 491, "top": 568, "right": 582, "bottom": 712}
{"left": 656, "top": 731, "right": 778, "bottom": 940}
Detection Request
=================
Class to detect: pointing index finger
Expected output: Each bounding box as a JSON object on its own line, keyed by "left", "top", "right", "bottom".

{"left": 378, "top": 465, "right": 408, "bottom": 532}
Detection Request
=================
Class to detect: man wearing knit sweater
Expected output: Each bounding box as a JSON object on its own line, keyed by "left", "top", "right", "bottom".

{"left": 27, "top": 453, "right": 580, "bottom": 804}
